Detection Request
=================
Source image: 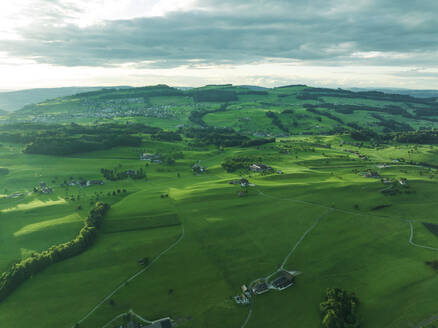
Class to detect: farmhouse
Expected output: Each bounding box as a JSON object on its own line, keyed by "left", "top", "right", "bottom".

{"left": 252, "top": 280, "right": 270, "bottom": 295}
{"left": 249, "top": 163, "right": 273, "bottom": 173}
{"left": 234, "top": 293, "right": 250, "bottom": 305}
{"left": 34, "top": 182, "right": 54, "bottom": 194}
{"left": 270, "top": 270, "right": 295, "bottom": 291}
{"left": 192, "top": 162, "right": 207, "bottom": 174}
{"left": 234, "top": 284, "right": 252, "bottom": 305}
{"left": 361, "top": 170, "right": 380, "bottom": 178}
{"left": 140, "top": 153, "right": 161, "bottom": 163}
{"left": 399, "top": 178, "right": 408, "bottom": 186}
{"left": 86, "top": 180, "right": 104, "bottom": 186}
{"left": 240, "top": 178, "right": 250, "bottom": 187}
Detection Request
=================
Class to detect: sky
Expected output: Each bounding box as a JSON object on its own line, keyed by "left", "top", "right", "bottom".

{"left": 1, "top": 0, "right": 438, "bottom": 90}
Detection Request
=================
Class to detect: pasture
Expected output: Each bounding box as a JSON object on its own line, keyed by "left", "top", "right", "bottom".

{"left": 0, "top": 135, "right": 438, "bottom": 328}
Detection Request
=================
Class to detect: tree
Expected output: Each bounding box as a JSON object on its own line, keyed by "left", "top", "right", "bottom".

{"left": 320, "top": 288, "right": 360, "bottom": 328}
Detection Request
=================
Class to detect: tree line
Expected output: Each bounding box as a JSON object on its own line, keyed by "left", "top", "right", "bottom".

{"left": 0, "top": 202, "right": 109, "bottom": 303}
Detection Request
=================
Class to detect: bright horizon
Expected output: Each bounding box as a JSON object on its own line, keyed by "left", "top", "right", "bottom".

{"left": 1, "top": 0, "right": 438, "bottom": 90}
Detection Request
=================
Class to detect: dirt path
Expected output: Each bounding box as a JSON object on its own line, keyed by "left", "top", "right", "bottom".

{"left": 74, "top": 225, "right": 185, "bottom": 327}
{"left": 240, "top": 298, "right": 253, "bottom": 328}
{"left": 407, "top": 220, "right": 438, "bottom": 252}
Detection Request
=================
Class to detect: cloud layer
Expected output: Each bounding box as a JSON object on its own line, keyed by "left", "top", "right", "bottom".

{"left": 2, "top": 0, "right": 438, "bottom": 69}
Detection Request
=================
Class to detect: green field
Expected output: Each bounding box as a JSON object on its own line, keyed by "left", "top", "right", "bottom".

{"left": 1, "top": 85, "right": 438, "bottom": 328}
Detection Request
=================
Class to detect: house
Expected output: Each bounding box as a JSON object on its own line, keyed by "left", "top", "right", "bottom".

{"left": 240, "top": 178, "right": 250, "bottom": 187}
{"left": 362, "top": 170, "right": 380, "bottom": 178}
{"left": 192, "top": 162, "right": 206, "bottom": 174}
{"left": 234, "top": 293, "right": 250, "bottom": 305}
{"left": 249, "top": 164, "right": 261, "bottom": 172}
{"left": 399, "top": 178, "right": 408, "bottom": 186}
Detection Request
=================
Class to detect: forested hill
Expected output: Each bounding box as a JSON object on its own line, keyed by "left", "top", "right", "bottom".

{"left": 3, "top": 84, "right": 438, "bottom": 136}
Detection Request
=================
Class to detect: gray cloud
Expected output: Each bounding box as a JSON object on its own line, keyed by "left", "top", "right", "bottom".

{"left": 2, "top": 0, "right": 438, "bottom": 68}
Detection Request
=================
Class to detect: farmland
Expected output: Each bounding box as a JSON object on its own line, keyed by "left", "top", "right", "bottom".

{"left": 0, "top": 85, "right": 438, "bottom": 328}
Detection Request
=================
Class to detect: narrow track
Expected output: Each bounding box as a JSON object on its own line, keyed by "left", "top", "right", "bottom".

{"left": 407, "top": 219, "right": 438, "bottom": 252}
{"left": 75, "top": 225, "right": 185, "bottom": 327}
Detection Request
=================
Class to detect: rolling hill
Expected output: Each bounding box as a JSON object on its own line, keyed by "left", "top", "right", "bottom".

{"left": 6, "top": 84, "right": 438, "bottom": 136}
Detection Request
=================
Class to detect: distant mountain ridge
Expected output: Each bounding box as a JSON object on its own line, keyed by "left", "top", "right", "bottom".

{"left": 0, "top": 86, "right": 131, "bottom": 111}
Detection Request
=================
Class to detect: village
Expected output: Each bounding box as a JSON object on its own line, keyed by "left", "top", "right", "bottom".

{"left": 7, "top": 100, "right": 189, "bottom": 124}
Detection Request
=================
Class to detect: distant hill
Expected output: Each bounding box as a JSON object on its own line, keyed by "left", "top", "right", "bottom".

{"left": 238, "top": 85, "right": 270, "bottom": 91}
{"left": 350, "top": 88, "right": 438, "bottom": 99}
{"left": 0, "top": 109, "right": 7, "bottom": 116}
{"left": 0, "top": 86, "right": 132, "bottom": 111}
{"left": 7, "top": 84, "right": 438, "bottom": 135}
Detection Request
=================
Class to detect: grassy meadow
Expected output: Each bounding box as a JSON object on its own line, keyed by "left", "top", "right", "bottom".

{"left": 1, "top": 131, "right": 438, "bottom": 328}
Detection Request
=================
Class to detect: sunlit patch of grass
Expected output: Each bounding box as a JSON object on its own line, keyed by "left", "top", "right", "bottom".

{"left": 13, "top": 213, "right": 83, "bottom": 237}
{"left": 3, "top": 198, "right": 66, "bottom": 213}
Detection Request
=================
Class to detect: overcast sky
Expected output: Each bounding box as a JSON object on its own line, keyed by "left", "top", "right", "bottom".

{"left": 1, "top": 0, "right": 438, "bottom": 90}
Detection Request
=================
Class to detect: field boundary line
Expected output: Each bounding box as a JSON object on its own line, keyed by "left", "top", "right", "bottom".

{"left": 75, "top": 224, "right": 185, "bottom": 326}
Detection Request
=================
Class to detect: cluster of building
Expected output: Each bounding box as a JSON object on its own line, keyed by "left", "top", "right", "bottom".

{"left": 249, "top": 163, "right": 283, "bottom": 174}
{"left": 33, "top": 182, "right": 53, "bottom": 194}
{"left": 234, "top": 284, "right": 252, "bottom": 305}
{"left": 140, "top": 153, "right": 162, "bottom": 163}
{"left": 192, "top": 162, "right": 207, "bottom": 174}
{"left": 228, "top": 178, "right": 256, "bottom": 188}
{"left": 11, "top": 100, "right": 186, "bottom": 124}
{"left": 234, "top": 270, "right": 297, "bottom": 305}
{"left": 344, "top": 149, "right": 368, "bottom": 160}
{"left": 65, "top": 179, "right": 104, "bottom": 187}
{"left": 361, "top": 170, "right": 381, "bottom": 178}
